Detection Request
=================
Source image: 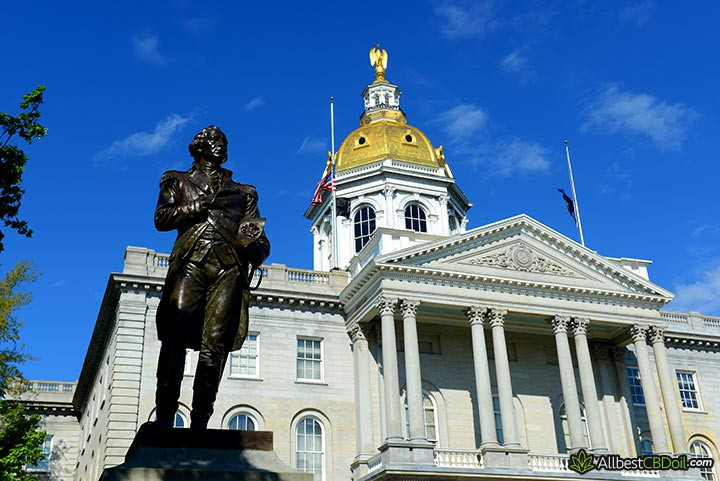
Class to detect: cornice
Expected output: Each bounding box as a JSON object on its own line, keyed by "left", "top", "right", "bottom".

{"left": 342, "top": 262, "right": 669, "bottom": 310}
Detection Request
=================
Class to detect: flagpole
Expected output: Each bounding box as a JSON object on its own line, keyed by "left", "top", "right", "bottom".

{"left": 330, "top": 97, "right": 339, "bottom": 268}
{"left": 564, "top": 140, "right": 585, "bottom": 246}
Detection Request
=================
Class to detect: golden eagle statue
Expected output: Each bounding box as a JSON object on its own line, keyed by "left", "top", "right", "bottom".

{"left": 369, "top": 44, "right": 388, "bottom": 82}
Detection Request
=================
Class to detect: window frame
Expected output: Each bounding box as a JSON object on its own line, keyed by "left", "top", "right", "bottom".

{"left": 626, "top": 366, "right": 646, "bottom": 406}
{"left": 296, "top": 337, "right": 324, "bottom": 383}
{"left": 403, "top": 391, "right": 438, "bottom": 442}
{"left": 690, "top": 440, "right": 717, "bottom": 481}
{"left": 229, "top": 332, "right": 260, "bottom": 379}
{"left": 26, "top": 435, "right": 53, "bottom": 472}
{"left": 353, "top": 205, "right": 376, "bottom": 253}
{"left": 404, "top": 203, "right": 428, "bottom": 233}
{"left": 676, "top": 370, "right": 703, "bottom": 411}
{"left": 227, "top": 412, "right": 258, "bottom": 431}
{"left": 295, "top": 416, "right": 325, "bottom": 481}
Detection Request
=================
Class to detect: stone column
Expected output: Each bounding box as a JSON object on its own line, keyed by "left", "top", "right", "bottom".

{"left": 489, "top": 308, "right": 519, "bottom": 446}
{"left": 630, "top": 324, "right": 670, "bottom": 454}
{"left": 550, "top": 315, "right": 586, "bottom": 450}
{"left": 400, "top": 299, "right": 426, "bottom": 443}
{"left": 649, "top": 327, "right": 687, "bottom": 454}
{"left": 438, "top": 195, "right": 449, "bottom": 235}
{"left": 591, "top": 343, "right": 631, "bottom": 456}
{"left": 350, "top": 323, "right": 374, "bottom": 457}
{"left": 571, "top": 318, "right": 607, "bottom": 452}
{"left": 383, "top": 186, "right": 396, "bottom": 229}
{"left": 466, "top": 306, "right": 498, "bottom": 447}
{"left": 377, "top": 296, "right": 403, "bottom": 442}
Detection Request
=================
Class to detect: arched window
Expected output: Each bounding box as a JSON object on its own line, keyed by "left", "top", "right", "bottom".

{"left": 690, "top": 440, "right": 717, "bottom": 481}
{"left": 151, "top": 410, "right": 187, "bottom": 428}
{"left": 353, "top": 206, "right": 376, "bottom": 253}
{"left": 559, "top": 403, "right": 590, "bottom": 451}
{"left": 404, "top": 204, "right": 427, "bottom": 233}
{"left": 296, "top": 417, "right": 324, "bottom": 481}
{"left": 227, "top": 413, "right": 257, "bottom": 431}
{"left": 404, "top": 392, "right": 437, "bottom": 442}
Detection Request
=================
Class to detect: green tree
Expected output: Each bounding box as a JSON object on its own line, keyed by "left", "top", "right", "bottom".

{"left": 0, "top": 87, "right": 48, "bottom": 479}
{"left": 0, "top": 86, "right": 47, "bottom": 253}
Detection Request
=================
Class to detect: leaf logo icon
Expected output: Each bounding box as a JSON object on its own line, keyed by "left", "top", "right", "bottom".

{"left": 568, "top": 449, "right": 596, "bottom": 474}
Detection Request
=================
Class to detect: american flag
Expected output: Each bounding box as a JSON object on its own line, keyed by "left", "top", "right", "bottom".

{"left": 311, "top": 164, "right": 335, "bottom": 205}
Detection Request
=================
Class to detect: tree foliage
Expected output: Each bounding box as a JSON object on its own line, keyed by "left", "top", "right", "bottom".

{"left": 0, "top": 260, "right": 38, "bottom": 398}
{"left": 0, "top": 402, "right": 44, "bottom": 481}
{"left": 0, "top": 86, "right": 47, "bottom": 253}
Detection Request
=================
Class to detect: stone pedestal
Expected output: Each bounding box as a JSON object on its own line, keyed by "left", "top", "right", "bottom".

{"left": 100, "top": 423, "right": 312, "bottom": 481}
{"left": 480, "top": 445, "right": 529, "bottom": 469}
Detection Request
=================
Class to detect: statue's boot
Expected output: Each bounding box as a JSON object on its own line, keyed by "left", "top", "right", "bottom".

{"left": 190, "top": 358, "right": 224, "bottom": 430}
{"left": 155, "top": 341, "right": 186, "bottom": 428}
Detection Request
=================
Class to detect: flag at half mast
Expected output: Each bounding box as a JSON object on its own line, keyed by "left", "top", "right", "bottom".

{"left": 311, "top": 151, "right": 336, "bottom": 205}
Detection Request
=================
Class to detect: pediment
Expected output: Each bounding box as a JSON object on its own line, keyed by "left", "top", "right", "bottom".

{"left": 374, "top": 215, "right": 673, "bottom": 300}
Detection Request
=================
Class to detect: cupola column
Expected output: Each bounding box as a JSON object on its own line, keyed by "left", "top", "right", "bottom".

{"left": 467, "top": 306, "right": 498, "bottom": 447}
{"left": 571, "top": 318, "right": 607, "bottom": 453}
{"left": 383, "top": 186, "right": 396, "bottom": 229}
{"left": 649, "top": 327, "right": 687, "bottom": 454}
{"left": 550, "top": 315, "right": 586, "bottom": 451}
{"left": 377, "top": 296, "right": 403, "bottom": 442}
{"left": 489, "top": 308, "right": 519, "bottom": 446}
{"left": 630, "top": 324, "right": 670, "bottom": 454}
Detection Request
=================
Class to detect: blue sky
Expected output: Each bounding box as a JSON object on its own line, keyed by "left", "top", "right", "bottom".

{"left": 3, "top": 1, "right": 719, "bottom": 381}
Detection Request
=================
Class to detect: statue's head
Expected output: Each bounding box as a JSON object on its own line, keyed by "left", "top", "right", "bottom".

{"left": 189, "top": 125, "right": 228, "bottom": 164}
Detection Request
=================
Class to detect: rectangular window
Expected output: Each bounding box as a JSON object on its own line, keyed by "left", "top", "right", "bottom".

{"left": 626, "top": 367, "right": 645, "bottom": 405}
{"left": 27, "top": 435, "right": 52, "bottom": 472}
{"left": 493, "top": 395, "right": 504, "bottom": 444}
{"left": 676, "top": 371, "right": 702, "bottom": 410}
{"left": 230, "top": 333, "right": 259, "bottom": 377}
{"left": 297, "top": 338, "right": 322, "bottom": 381}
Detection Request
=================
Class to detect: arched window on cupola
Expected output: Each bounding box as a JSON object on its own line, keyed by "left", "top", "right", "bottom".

{"left": 404, "top": 204, "right": 427, "bottom": 233}
{"left": 353, "top": 206, "right": 376, "bottom": 253}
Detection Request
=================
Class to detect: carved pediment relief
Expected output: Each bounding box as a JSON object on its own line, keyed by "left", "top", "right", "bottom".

{"left": 462, "top": 242, "right": 580, "bottom": 278}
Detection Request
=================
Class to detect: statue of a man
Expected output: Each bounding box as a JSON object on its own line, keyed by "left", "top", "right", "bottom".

{"left": 153, "top": 125, "right": 270, "bottom": 429}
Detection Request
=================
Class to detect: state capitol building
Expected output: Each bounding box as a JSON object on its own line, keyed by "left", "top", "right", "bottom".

{"left": 22, "top": 50, "right": 720, "bottom": 481}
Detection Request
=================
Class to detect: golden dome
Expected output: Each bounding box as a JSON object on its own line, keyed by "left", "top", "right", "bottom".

{"left": 336, "top": 116, "right": 446, "bottom": 173}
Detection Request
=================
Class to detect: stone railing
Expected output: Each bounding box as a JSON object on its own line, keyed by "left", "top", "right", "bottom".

{"left": 528, "top": 453, "right": 570, "bottom": 472}
{"left": 434, "top": 448, "right": 483, "bottom": 468}
{"left": 661, "top": 311, "right": 720, "bottom": 333}
{"left": 27, "top": 381, "right": 75, "bottom": 393}
{"left": 122, "top": 247, "right": 349, "bottom": 292}
{"left": 367, "top": 452, "right": 383, "bottom": 474}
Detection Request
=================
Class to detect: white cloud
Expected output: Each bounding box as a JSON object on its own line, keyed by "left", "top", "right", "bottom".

{"left": 582, "top": 86, "right": 697, "bottom": 150}
{"left": 671, "top": 264, "right": 720, "bottom": 315}
{"left": 243, "top": 97, "right": 265, "bottom": 112}
{"left": 95, "top": 114, "right": 191, "bottom": 162}
{"left": 132, "top": 34, "right": 168, "bottom": 65}
{"left": 298, "top": 137, "right": 327, "bottom": 155}
{"left": 466, "top": 138, "right": 550, "bottom": 176}
{"left": 433, "top": 0, "right": 499, "bottom": 39}
{"left": 619, "top": 1, "right": 654, "bottom": 27}
{"left": 499, "top": 49, "right": 536, "bottom": 82}
{"left": 436, "top": 104, "right": 488, "bottom": 141}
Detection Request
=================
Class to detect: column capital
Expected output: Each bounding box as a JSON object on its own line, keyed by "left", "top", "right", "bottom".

{"left": 648, "top": 326, "right": 666, "bottom": 345}
{"left": 550, "top": 315, "right": 570, "bottom": 333}
{"left": 383, "top": 185, "right": 397, "bottom": 197}
{"left": 400, "top": 299, "right": 420, "bottom": 318}
{"left": 466, "top": 306, "right": 487, "bottom": 326}
{"left": 349, "top": 323, "right": 369, "bottom": 343}
{"left": 376, "top": 296, "right": 398, "bottom": 316}
{"left": 438, "top": 194, "right": 449, "bottom": 206}
{"left": 487, "top": 307, "right": 508, "bottom": 328}
{"left": 571, "top": 317, "right": 590, "bottom": 336}
{"left": 630, "top": 324, "right": 649, "bottom": 343}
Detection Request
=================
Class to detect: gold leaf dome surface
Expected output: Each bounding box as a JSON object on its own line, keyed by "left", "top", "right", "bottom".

{"left": 335, "top": 116, "right": 442, "bottom": 172}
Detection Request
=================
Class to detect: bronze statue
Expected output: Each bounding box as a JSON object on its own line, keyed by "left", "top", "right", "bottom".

{"left": 153, "top": 125, "right": 270, "bottom": 430}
